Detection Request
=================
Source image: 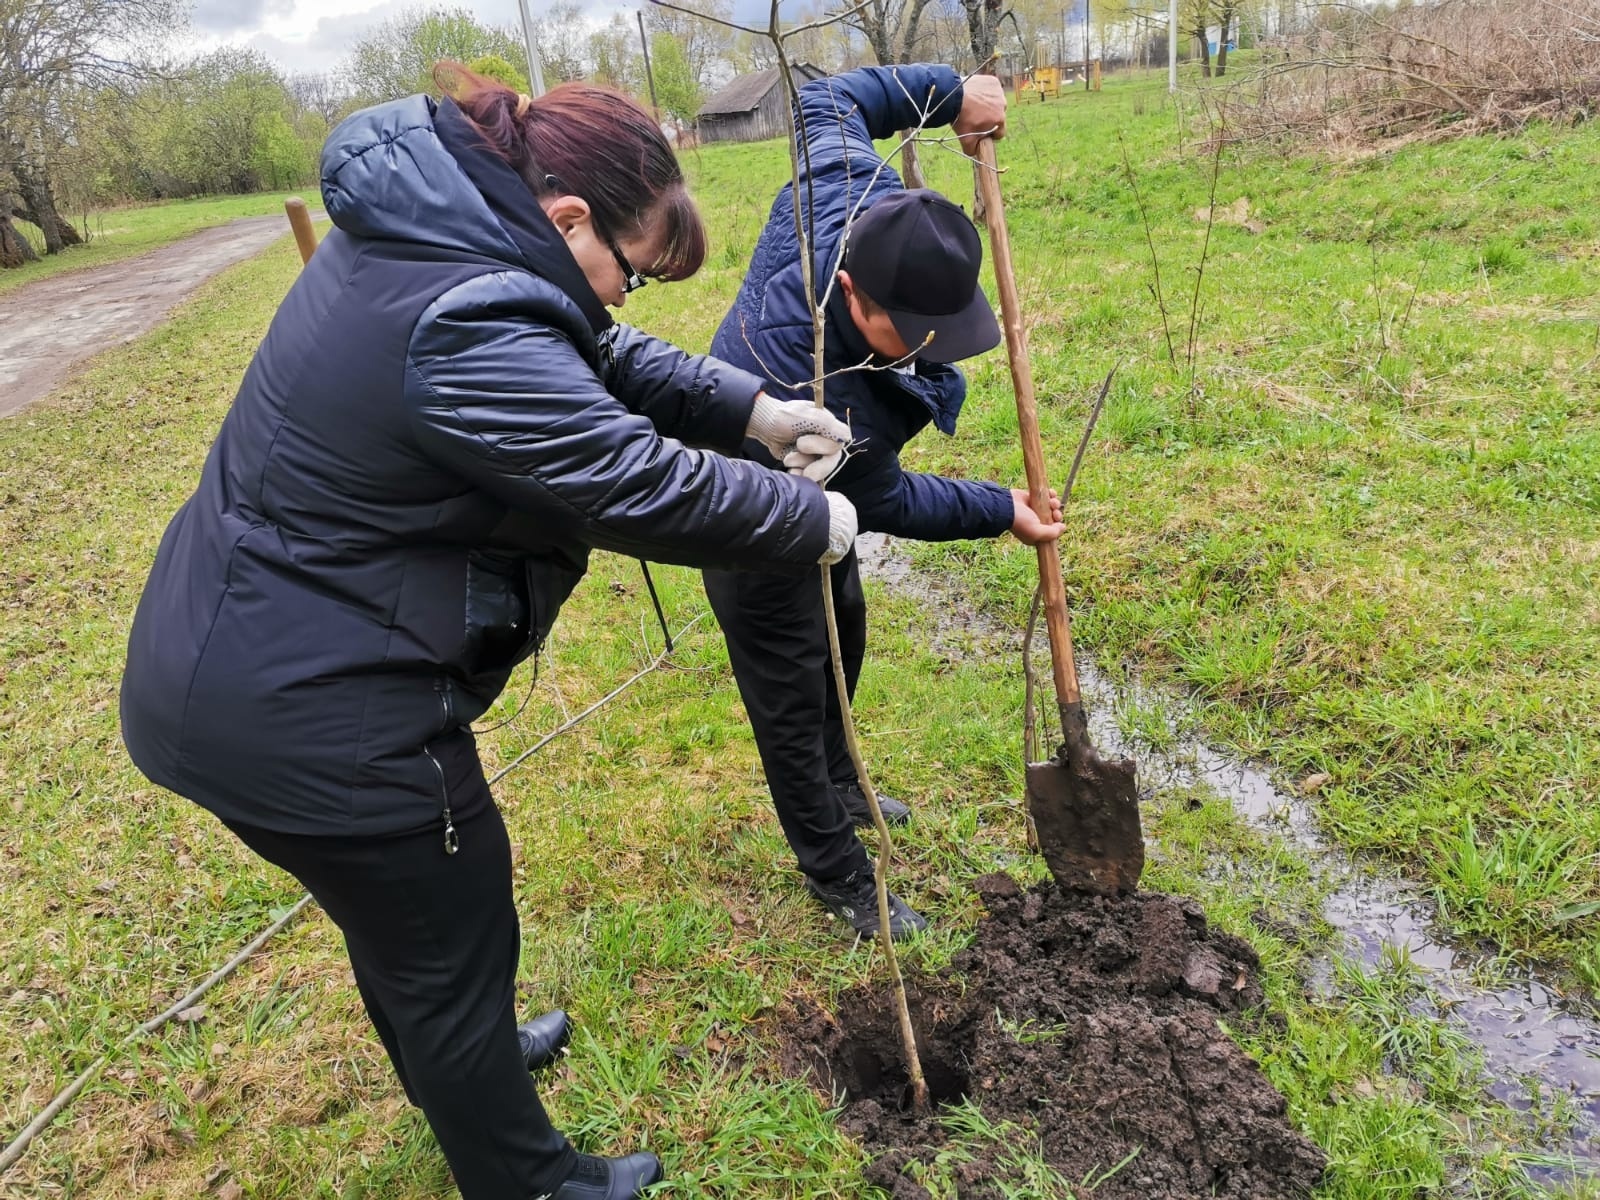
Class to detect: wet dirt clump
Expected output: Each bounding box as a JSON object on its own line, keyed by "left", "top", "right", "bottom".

{"left": 782, "top": 873, "right": 1326, "bottom": 1199}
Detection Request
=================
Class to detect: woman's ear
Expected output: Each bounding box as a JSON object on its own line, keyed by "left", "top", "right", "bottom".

{"left": 542, "top": 194, "right": 593, "bottom": 241}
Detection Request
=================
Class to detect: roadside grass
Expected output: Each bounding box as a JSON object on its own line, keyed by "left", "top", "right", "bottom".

{"left": 1, "top": 67, "right": 1597, "bottom": 1197}
{"left": 0, "top": 193, "right": 313, "bottom": 295}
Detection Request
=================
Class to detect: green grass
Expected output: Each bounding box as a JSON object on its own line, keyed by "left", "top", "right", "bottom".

{"left": 0, "top": 193, "right": 313, "bottom": 295}
{"left": 3, "top": 67, "right": 1599, "bottom": 1197}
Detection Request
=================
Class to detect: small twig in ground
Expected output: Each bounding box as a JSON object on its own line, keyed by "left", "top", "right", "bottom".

{"left": 1118, "top": 135, "right": 1177, "bottom": 368}
{"left": 1185, "top": 117, "right": 1227, "bottom": 416}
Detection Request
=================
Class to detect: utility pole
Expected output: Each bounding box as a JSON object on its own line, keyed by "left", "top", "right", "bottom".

{"left": 516, "top": 0, "right": 547, "bottom": 97}
{"left": 1169, "top": 0, "right": 1178, "bottom": 91}
{"left": 1082, "top": 0, "right": 1090, "bottom": 90}
{"left": 637, "top": 9, "right": 659, "bottom": 118}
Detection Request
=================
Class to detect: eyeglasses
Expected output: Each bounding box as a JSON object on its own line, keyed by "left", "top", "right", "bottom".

{"left": 607, "top": 238, "right": 647, "bottom": 294}
{"left": 545, "top": 173, "right": 646, "bottom": 294}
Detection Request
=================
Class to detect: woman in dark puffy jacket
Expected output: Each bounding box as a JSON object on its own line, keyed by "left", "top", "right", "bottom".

{"left": 120, "top": 64, "right": 856, "bottom": 1200}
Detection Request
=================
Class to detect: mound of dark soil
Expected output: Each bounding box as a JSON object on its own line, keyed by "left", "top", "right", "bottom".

{"left": 782, "top": 873, "right": 1325, "bottom": 1199}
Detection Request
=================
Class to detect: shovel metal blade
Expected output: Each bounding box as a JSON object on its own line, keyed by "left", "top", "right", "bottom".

{"left": 1026, "top": 741, "right": 1144, "bottom": 897}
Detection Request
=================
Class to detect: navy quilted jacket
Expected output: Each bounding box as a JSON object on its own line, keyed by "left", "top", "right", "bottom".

{"left": 710, "top": 65, "right": 1014, "bottom": 541}
{"left": 121, "top": 95, "right": 830, "bottom": 837}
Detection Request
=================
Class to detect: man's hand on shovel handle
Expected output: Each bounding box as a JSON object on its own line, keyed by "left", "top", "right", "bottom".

{"left": 1010, "top": 487, "right": 1064, "bottom": 545}
{"left": 953, "top": 75, "right": 1008, "bottom": 155}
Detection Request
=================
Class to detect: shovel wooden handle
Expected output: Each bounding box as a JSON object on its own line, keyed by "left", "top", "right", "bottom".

{"left": 974, "top": 138, "right": 1082, "bottom": 723}
{"left": 285, "top": 197, "right": 318, "bottom": 266}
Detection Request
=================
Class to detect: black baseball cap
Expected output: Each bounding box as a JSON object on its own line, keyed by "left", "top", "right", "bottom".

{"left": 843, "top": 189, "right": 1001, "bottom": 363}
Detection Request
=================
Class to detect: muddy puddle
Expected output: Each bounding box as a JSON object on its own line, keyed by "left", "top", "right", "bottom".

{"left": 855, "top": 533, "right": 1600, "bottom": 1179}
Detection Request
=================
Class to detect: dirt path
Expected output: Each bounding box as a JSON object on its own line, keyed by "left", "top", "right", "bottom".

{"left": 0, "top": 215, "right": 312, "bottom": 419}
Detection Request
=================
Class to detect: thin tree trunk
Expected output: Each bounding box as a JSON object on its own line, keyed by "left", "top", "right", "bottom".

{"left": 899, "top": 137, "right": 926, "bottom": 187}
{"left": 966, "top": 9, "right": 1000, "bottom": 226}
{"left": 1216, "top": 6, "right": 1233, "bottom": 75}
{"left": 899, "top": 0, "right": 934, "bottom": 63}
{"left": 964, "top": 0, "right": 999, "bottom": 68}
{"left": 0, "top": 196, "right": 40, "bottom": 268}
{"left": 894, "top": 2, "right": 938, "bottom": 191}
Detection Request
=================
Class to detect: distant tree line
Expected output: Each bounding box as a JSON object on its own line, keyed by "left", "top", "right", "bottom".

{"left": 3, "top": 0, "right": 1334, "bottom": 269}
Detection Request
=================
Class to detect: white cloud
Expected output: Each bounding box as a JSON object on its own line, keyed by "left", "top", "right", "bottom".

{"left": 211, "top": 0, "right": 816, "bottom": 77}
{"left": 210, "top": 0, "right": 526, "bottom": 75}
{"left": 241, "top": 0, "right": 415, "bottom": 74}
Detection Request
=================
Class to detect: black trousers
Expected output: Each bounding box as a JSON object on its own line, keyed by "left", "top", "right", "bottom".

{"left": 703, "top": 550, "right": 872, "bottom": 883}
{"left": 224, "top": 799, "right": 576, "bottom": 1200}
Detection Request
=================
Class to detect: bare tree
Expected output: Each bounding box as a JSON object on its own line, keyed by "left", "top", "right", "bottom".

{"left": 3, "top": 111, "right": 85, "bottom": 252}
{"left": 1218, "top": 0, "right": 1236, "bottom": 73}
{"left": 962, "top": 0, "right": 1005, "bottom": 70}
{"left": 587, "top": 13, "right": 642, "bottom": 92}
{"left": 0, "top": 0, "right": 179, "bottom": 262}
{"left": 289, "top": 72, "right": 351, "bottom": 127}
{"left": 1182, "top": 0, "right": 1214, "bottom": 76}
{"left": 646, "top": 0, "right": 735, "bottom": 91}
{"left": 841, "top": 0, "right": 941, "bottom": 65}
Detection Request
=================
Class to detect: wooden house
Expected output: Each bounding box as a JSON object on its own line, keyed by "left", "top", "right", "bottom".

{"left": 695, "top": 64, "right": 827, "bottom": 144}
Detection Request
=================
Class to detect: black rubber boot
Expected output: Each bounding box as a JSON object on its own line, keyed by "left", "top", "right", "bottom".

{"left": 805, "top": 868, "right": 928, "bottom": 940}
{"left": 516, "top": 1010, "right": 571, "bottom": 1072}
{"left": 535, "top": 1151, "right": 663, "bottom": 1199}
{"left": 837, "top": 784, "right": 911, "bottom": 828}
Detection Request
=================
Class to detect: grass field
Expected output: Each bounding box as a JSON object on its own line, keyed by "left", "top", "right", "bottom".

{"left": 0, "top": 193, "right": 316, "bottom": 295}
{"left": 1, "top": 68, "right": 1597, "bottom": 1197}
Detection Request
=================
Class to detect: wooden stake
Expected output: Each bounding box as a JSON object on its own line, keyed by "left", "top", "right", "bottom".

{"left": 284, "top": 197, "right": 318, "bottom": 266}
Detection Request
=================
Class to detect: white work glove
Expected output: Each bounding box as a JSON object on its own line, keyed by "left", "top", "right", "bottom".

{"left": 819, "top": 491, "right": 859, "bottom": 566}
{"left": 746, "top": 393, "right": 852, "bottom": 483}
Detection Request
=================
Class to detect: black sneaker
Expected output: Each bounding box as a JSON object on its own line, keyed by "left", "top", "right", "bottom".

{"left": 517, "top": 1009, "right": 571, "bottom": 1072}
{"left": 805, "top": 869, "right": 928, "bottom": 940}
{"left": 534, "top": 1151, "right": 662, "bottom": 1199}
{"left": 837, "top": 784, "right": 911, "bottom": 828}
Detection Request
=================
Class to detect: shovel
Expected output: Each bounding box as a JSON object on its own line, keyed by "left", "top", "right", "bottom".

{"left": 974, "top": 137, "right": 1145, "bottom": 897}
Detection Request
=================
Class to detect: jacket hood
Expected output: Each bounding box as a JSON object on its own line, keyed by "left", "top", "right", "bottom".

{"left": 320, "top": 94, "right": 611, "bottom": 334}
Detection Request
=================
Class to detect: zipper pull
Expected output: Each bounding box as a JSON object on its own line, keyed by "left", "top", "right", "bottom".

{"left": 443, "top": 808, "right": 459, "bottom": 856}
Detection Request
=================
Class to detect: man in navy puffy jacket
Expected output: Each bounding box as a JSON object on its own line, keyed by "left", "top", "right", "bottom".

{"left": 703, "top": 65, "right": 1065, "bottom": 939}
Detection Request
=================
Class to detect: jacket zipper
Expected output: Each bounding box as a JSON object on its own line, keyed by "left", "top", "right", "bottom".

{"left": 429, "top": 682, "right": 459, "bottom": 855}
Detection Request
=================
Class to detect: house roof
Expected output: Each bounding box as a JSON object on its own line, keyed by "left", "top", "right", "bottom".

{"left": 697, "top": 64, "right": 824, "bottom": 118}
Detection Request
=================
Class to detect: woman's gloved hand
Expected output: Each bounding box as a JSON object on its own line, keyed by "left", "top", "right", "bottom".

{"left": 819, "top": 491, "right": 859, "bottom": 565}
{"left": 747, "top": 393, "right": 853, "bottom": 482}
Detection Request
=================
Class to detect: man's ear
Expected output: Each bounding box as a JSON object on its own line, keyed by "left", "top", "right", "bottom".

{"left": 837, "top": 269, "right": 856, "bottom": 303}
{"left": 542, "top": 194, "right": 593, "bottom": 240}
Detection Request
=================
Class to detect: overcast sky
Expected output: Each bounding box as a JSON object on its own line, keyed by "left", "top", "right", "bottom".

{"left": 188, "top": 0, "right": 775, "bottom": 77}
{"left": 187, "top": 0, "right": 527, "bottom": 75}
